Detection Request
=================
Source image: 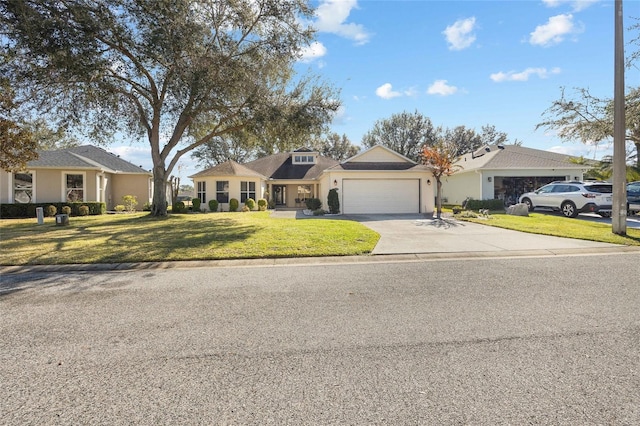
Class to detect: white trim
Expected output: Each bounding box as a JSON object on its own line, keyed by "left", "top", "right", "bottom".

{"left": 61, "top": 171, "right": 87, "bottom": 202}
{"left": 9, "top": 170, "right": 37, "bottom": 203}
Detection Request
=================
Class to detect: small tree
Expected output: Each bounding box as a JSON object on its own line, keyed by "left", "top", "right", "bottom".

{"left": 421, "top": 141, "right": 463, "bottom": 219}
{"left": 327, "top": 188, "right": 340, "bottom": 214}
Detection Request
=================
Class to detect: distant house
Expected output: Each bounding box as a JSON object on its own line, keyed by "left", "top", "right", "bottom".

{"left": 441, "top": 144, "right": 589, "bottom": 205}
{"left": 0, "top": 145, "right": 153, "bottom": 210}
{"left": 190, "top": 145, "right": 436, "bottom": 214}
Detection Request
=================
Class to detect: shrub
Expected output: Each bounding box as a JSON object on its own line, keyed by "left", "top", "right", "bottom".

{"left": 172, "top": 201, "right": 186, "bottom": 213}
{"left": 61, "top": 205, "right": 72, "bottom": 215}
{"left": 313, "top": 209, "right": 326, "bottom": 216}
{"left": 78, "top": 205, "right": 90, "bottom": 216}
{"left": 115, "top": 205, "right": 125, "bottom": 212}
{"left": 142, "top": 202, "right": 151, "bottom": 211}
{"left": 46, "top": 205, "right": 57, "bottom": 217}
{"left": 465, "top": 198, "right": 504, "bottom": 211}
{"left": 229, "top": 198, "right": 239, "bottom": 212}
{"left": 192, "top": 198, "right": 201, "bottom": 211}
{"left": 305, "top": 198, "right": 322, "bottom": 211}
{"left": 208, "top": 199, "right": 219, "bottom": 212}
{"left": 327, "top": 188, "right": 340, "bottom": 214}
{"left": 244, "top": 198, "right": 256, "bottom": 210}
{"left": 26, "top": 204, "right": 37, "bottom": 218}
{"left": 241, "top": 205, "right": 250, "bottom": 212}
{"left": 122, "top": 195, "right": 139, "bottom": 212}
{"left": 257, "top": 198, "right": 267, "bottom": 211}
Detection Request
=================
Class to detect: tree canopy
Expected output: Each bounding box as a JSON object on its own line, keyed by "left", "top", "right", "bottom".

{"left": 536, "top": 87, "right": 640, "bottom": 168}
{"left": 0, "top": 79, "right": 38, "bottom": 171}
{"left": 1, "top": 0, "right": 339, "bottom": 215}
{"left": 309, "top": 132, "right": 360, "bottom": 161}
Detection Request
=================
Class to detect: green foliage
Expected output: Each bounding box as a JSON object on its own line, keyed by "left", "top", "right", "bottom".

{"left": 172, "top": 201, "right": 187, "bottom": 213}
{"left": 465, "top": 199, "right": 505, "bottom": 211}
{"left": 0, "top": 202, "right": 104, "bottom": 218}
{"left": 78, "top": 205, "right": 90, "bottom": 216}
{"left": 122, "top": 195, "right": 138, "bottom": 212}
{"left": 305, "top": 198, "right": 322, "bottom": 210}
{"left": 327, "top": 188, "right": 340, "bottom": 214}
{"left": 115, "top": 205, "right": 125, "bottom": 212}
{"left": 257, "top": 198, "right": 268, "bottom": 211}
{"left": 244, "top": 198, "right": 256, "bottom": 210}
{"left": 142, "top": 202, "right": 151, "bottom": 211}
{"left": 229, "top": 198, "right": 239, "bottom": 212}
{"left": 208, "top": 199, "right": 219, "bottom": 212}
{"left": 309, "top": 132, "right": 360, "bottom": 161}
{"left": 313, "top": 209, "right": 326, "bottom": 216}
{"left": 192, "top": 198, "right": 201, "bottom": 211}
{"left": 241, "top": 205, "right": 250, "bottom": 212}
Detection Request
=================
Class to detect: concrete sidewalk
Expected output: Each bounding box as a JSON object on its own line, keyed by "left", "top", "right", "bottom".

{"left": 342, "top": 214, "right": 623, "bottom": 255}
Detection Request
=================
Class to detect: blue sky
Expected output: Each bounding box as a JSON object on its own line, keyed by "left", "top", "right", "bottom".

{"left": 113, "top": 0, "right": 639, "bottom": 180}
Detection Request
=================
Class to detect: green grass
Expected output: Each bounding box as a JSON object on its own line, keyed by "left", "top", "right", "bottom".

{"left": 459, "top": 212, "right": 640, "bottom": 246}
{"left": 0, "top": 212, "right": 380, "bottom": 265}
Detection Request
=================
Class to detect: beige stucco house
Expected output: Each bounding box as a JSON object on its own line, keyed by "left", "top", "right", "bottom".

{"left": 190, "top": 145, "right": 436, "bottom": 214}
{"left": 441, "top": 144, "right": 589, "bottom": 205}
{"left": 0, "top": 145, "right": 153, "bottom": 210}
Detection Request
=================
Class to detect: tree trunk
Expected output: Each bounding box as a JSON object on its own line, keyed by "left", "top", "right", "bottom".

{"left": 436, "top": 178, "right": 443, "bottom": 219}
{"left": 151, "top": 165, "right": 169, "bottom": 217}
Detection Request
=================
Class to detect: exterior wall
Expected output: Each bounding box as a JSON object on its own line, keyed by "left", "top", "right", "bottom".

{"left": 192, "top": 176, "right": 265, "bottom": 211}
{"left": 110, "top": 173, "right": 152, "bottom": 211}
{"left": 440, "top": 172, "right": 482, "bottom": 205}
{"left": 323, "top": 170, "right": 435, "bottom": 214}
{"left": 349, "top": 147, "right": 404, "bottom": 163}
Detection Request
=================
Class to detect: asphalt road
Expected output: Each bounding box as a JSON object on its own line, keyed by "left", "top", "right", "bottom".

{"left": 2, "top": 254, "right": 639, "bottom": 425}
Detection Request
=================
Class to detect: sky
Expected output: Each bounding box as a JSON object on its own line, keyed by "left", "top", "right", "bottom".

{"left": 111, "top": 0, "right": 640, "bottom": 182}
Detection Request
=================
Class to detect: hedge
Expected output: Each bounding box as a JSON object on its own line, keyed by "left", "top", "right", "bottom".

{"left": 464, "top": 199, "right": 505, "bottom": 211}
{"left": 0, "top": 202, "right": 106, "bottom": 218}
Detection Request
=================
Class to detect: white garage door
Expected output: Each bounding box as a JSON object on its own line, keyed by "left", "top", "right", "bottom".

{"left": 343, "top": 179, "right": 420, "bottom": 214}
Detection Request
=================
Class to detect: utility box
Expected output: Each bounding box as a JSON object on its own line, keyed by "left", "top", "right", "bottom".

{"left": 36, "top": 207, "right": 44, "bottom": 225}
{"left": 55, "top": 214, "right": 69, "bottom": 226}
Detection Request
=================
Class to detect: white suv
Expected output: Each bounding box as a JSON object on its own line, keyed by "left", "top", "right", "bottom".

{"left": 519, "top": 181, "right": 613, "bottom": 218}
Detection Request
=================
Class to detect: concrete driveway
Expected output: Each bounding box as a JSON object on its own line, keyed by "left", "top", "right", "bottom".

{"left": 342, "top": 214, "right": 622, "bottom": 255}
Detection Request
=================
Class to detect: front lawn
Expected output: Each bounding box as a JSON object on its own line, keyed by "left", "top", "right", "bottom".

{"left": 0, "top": 212, "right": 380, "bottom": 265}
{"left": 459, "top": 212, "right": 640, "bottom": 246}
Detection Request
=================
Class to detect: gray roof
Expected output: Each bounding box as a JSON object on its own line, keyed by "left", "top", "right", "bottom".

{"left": 189, "top": 160, "right": 267, "bottom": 179}
{"left": 243, "top": 153, "right": 339, "bottom": 180}
{"left": 27, "top": 145, "right": 151, "bottom": 174}
{"left": 454, "top": 144, "right": 586, "bottom": 171}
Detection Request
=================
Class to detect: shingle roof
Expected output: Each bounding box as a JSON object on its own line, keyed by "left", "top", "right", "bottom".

{"left": 27, "top": 145, "right": 151, "bottom": 174}
{"left": 189, "top": 160, "right": 267, "bottom": 178}
{"left": 454, "top": 145, "right": 586, "bottom": 171}
{"left": 244, "top": 153, "right": 339, "bottom": 180}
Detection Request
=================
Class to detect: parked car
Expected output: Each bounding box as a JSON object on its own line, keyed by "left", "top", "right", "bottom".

{"left": 519, "top": 181, "right": 613, "bottom": 218}
{"left": 628, "top": 181, "right": 640, "bottom": 215}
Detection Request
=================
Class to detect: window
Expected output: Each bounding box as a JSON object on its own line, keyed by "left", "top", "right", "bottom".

{"left": 216, "top": 181, "right": 229, "bottom": 203}
{"left": 65, "top": 173, "right": 84, "bottom": 202}
{"left": 293, "top": 155, "right": 315, "bottom": 164}
{"left": 240, "top": 181, "right": 256, "bottom": 203}
{"left": 13, "top": 172, "right": 33, "bottom": 203}
{"left": 197, "top": 181, "right": 206, "bottom": 203}
{"left": 297, "top": 185, "right": 311, "bottom": 203}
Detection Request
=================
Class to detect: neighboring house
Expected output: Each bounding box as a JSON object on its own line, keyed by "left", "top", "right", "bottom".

{"left": 0, "top": 145, "right": 153, "bottom": 210}
{"left": 441, "top": 144, "right": 589, "bottom": 205}
{"left": 190, "top": 145, "right": 436, "bottom": 214}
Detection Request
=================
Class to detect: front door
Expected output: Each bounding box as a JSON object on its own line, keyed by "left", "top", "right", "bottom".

{"left": 274, "top": 185, "right": 286, "bottom": 206}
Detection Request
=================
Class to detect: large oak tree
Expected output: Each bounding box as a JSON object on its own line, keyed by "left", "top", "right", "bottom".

{"left": 1, "top": 0, "right": 339, "bottom": 215}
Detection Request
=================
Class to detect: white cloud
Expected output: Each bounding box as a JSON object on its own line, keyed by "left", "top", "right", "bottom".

{"left": 427, "top": 80, "right": 458, "bottom": 96}
{"left": 298, "top": 41, "right": 327, "bottom": 63}
{"left": 542, "top": 0, "right": 598, "bottom": 12}
{"left": 490, "top": 67, "right": 561, "bottom": 82}
{"left": 375, "top": 83, "right": 402, "bottom": 99}
{"left": 314, "top": 0, "right": 371, "bottom": 45}
{"left": 529, "top": 14, "right": 581, "bottom": 47}
{"left": 443, "top": 17, "right": 477, "bottom": 51}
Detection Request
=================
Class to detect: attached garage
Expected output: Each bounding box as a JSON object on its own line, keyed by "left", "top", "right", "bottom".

{"left": 343, "top": 179, "right": 420, "bottom": 214}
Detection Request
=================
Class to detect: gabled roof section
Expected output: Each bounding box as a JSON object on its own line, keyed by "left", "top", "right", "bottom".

{"left": 454, "top": 144, "right": 586, "bottom": 171}
{"left": 244, "top": 152, "right": 339, "bottom": 180}
{"left": 26, "top": 145, "right": 151, "bottom": 174}
{"left": 343, "top": 145, "right": 416, "bottom": 164}
{"left": 189, "top": 160, "right": 267, "bottom": 179}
